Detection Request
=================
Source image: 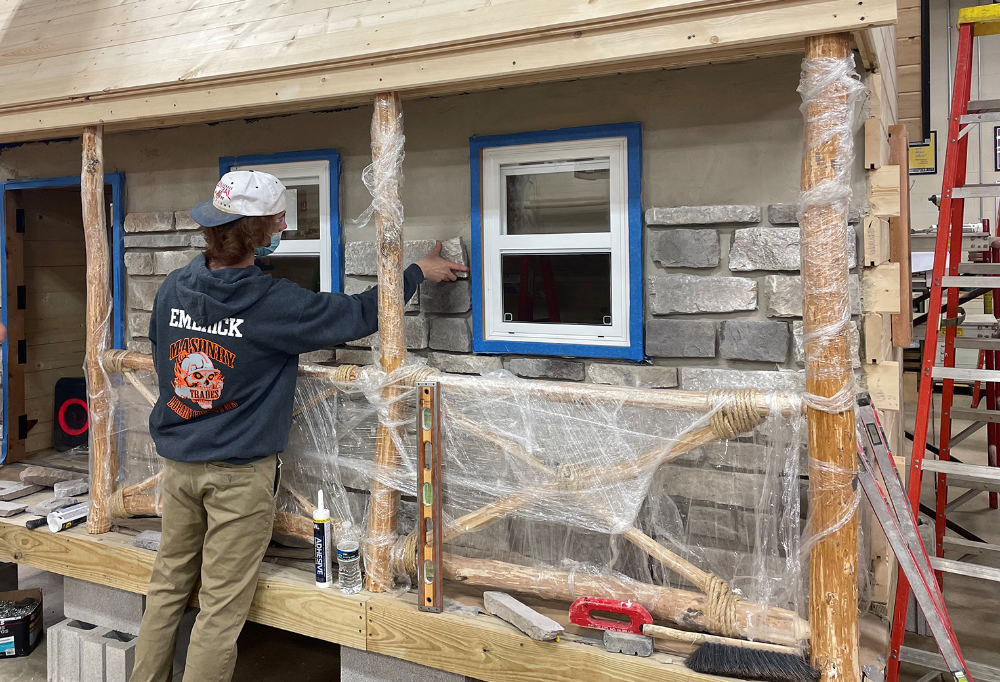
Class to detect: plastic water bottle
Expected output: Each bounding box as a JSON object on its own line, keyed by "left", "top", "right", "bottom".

{"left": 337, "top": 522, "right": 362, "bottom": 595}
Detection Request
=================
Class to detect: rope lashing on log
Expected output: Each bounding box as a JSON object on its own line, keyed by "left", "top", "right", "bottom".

{"left": 708, "top": 388, "right": 763, "bottom": 440}
{"left": 704, "top": 573, "right": 741, "bottom": 639}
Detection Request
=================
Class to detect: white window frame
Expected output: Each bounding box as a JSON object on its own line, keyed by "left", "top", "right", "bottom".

{"left": 229, "top": 159, "right": 333, "bottom": 292}
{"left": 480, "top": 137, "right": 631, "bottom": 348}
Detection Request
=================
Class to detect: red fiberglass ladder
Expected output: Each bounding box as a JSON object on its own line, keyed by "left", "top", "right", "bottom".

{"left": 888, "top": 6, "right": 1000, "bottom": 682}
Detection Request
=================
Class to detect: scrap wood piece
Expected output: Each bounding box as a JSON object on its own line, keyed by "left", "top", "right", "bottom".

{"left": 483, "top": 591, "right": 564, "bottom": 641}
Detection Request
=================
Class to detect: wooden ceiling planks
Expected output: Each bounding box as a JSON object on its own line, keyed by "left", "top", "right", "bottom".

{"left": 0, "top": 0, "right": 896, "bottom": 142}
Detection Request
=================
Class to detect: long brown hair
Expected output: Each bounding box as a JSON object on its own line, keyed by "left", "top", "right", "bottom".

{"left": 202, "top": 215, "right": 274, "bottom": 267}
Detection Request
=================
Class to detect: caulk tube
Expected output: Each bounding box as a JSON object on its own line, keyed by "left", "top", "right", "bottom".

{"left": 313, "top": 490, "right": 333, "bottom": 588}
{"left": 48, "top": 503, "right": 88, "bottom": 533}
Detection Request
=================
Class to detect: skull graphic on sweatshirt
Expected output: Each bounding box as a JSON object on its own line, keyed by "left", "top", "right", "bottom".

{"left": 173, "top": 351, "right": 224, "bottom": 409}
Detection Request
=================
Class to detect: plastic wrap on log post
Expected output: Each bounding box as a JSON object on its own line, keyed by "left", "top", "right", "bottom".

{"left": 82, "top": 125, "right": 117, "bottom": 535}
{"left": 365, "top": 92, "right": 406, "bottom": 592}
{"left": 798, "top": 34, "right": 861, "bottom": 682}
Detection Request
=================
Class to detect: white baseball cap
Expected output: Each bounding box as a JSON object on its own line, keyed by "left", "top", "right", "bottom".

{"left": 191, "top": 170, "right": 287, "bottom": 227}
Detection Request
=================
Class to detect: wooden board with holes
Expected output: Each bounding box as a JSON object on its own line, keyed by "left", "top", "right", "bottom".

{"left": 0, "top": 0, "right": 896, "bottom": 142}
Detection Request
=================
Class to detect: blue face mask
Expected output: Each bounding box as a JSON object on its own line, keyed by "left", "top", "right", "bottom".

{"left": 254, "top": 232, "right": 282, "bottom": 257}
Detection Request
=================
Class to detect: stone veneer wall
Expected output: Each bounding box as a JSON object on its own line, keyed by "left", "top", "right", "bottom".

{"left": 123, "top": 201, "right": 863, "bottom": 392}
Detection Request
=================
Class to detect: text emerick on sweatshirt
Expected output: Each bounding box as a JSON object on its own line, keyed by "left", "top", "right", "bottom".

{"left": 169, "top": 308, "right": 245, "bottom": 338}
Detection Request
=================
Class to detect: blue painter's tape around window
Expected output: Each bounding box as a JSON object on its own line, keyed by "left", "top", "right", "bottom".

{"left": 469, "top": 123, "right": 643, "bottom": 361}
{"left": 219, "top": 149, "right": 343, "bottom": 293}
{"left": 0, "top": 172, "right": 127, "bottom": 464}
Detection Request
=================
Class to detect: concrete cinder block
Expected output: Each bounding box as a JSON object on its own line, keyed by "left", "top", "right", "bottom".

{"left": 342, "top": 646, "right": 468, "bottom": 682}
{"left": 649, "top": 228, "right": 720, "bottom": 268}
{"left": 429, "top": 317, "right": 472, "bottom": 352}
{"left": 80, "top": 626, "right": 113, "bottom": 682}
{"left": 420, "top": 280, "right": 471, "bottom": 314}
{"left": 603, "top": 630, "right": 653, "bottom": 657}
{"left": 647, "top": 274, "right": 757, "bottom": 315}
{"left": 719, "top": 320, "right": 789, "bottom": 363}
{"left": 509, "top": 358, "right": 584, "bottom": 381}
{"left": 49, "top": 619, "right": 103, "bottom": 682}
{"left": 645, "top": 205, "right": 761, "bottom": 226}
{"left": 64, "top": 578, "right": 145, "bottom": 636}
{"left": 124, "top": 212, "right": 175, "bottom": 233}
{"left": 103, "top": 631, "right": 137, "bottom": 682}
{"left": 584, "top": 363, "right": 677, "bottom": 388}
{"left": 729, "top": 226, "right": 857, "bottom": 271}
{"left": 483, "top": 592, "right": 563, "bottom": 641}
{"left": 426, "top": 353, "right": 502, "bottom": 375}
{"left": 645, "top": 319, "right": 716, "bottom": 358}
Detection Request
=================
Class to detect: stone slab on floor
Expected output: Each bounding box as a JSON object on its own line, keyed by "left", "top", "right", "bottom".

{"left": 64, "top": 577, "right": 145, "bottom": 636}
{"left": 342, "top": 646, "right": 483, "bottom": 682}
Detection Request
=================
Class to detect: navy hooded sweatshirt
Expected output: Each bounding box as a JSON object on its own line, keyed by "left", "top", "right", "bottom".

{"left": 148, "top": 253, "right": 423, "bottom": 464}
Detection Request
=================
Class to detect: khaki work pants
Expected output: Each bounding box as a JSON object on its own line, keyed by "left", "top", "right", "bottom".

{"left": 130, "top": 455, "right": 278, "bottom": 682}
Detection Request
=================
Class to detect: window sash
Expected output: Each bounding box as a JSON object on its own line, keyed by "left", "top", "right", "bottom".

{"left": 482, "top": 137, "right": 630, "bottom": 347}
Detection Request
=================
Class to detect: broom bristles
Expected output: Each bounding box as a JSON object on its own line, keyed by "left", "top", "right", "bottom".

{"left": 685, "top": 642, "right": 821, "bottom": 682}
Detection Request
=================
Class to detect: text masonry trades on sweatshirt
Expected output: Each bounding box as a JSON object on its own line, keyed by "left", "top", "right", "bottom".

{"left": 148, "top": 253, "right": 423, "bottom": 465}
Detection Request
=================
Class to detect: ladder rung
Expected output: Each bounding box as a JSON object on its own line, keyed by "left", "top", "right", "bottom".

{"left": 911, "top": 234, "right": 992, "bottom": 252}
{"left": 961, "top": 111, "right": 1000, "bottom": 125}
{"left": 932, "top": 366, "right": 1000, "bottom": 382}
{"left": 921, "top": 458, "right": 1000, "bottom": 493}
{"left": 953, "top": 337, "right": 1000, "bottom": 350}
{"left": 950, "top": 407, "right": 1000, "bottom": 423}
{"left": 968, "top": 98, "right": 1000, "bottom": 114}
{"left": 940, "top": 276, "right": 1000, "bottom": 288}
{"left": 900, "top": 647, "right": 1000, "bottom": 682}
{"left": 929, "top": 556, "right": 1000, "bottom": 583}
{"left": 953, "top": 184, "right": 1000, "bottom": 199}
{"left": 958, "top": 263, "right": 1000, "bottom": 275}
{"left": 943, "top": 535, "right": 1000, "bottom": 555}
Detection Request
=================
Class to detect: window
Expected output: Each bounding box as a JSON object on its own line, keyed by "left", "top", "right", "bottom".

{"left": 469, "top": 124, "right": 642, "bottom": 360}
{"left": 218, "top": 150, "right": 341, "bottom": 292}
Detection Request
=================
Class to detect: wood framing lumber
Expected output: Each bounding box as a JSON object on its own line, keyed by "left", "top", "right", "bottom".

{"left": 799, "top": 33, "right": 860, "bottom": 682}
{"left": 869, "top": 165, "right": 901, "bottom": 218}
{"left": 887, "top": 125, "right": 913, "bottom": 347}
{"left": 81, "top": 125, "right": 116, "bottom": 535}
{"left": 864, "top": 118, "right": 890, "bottom": 169}
{"left": 863, "top": 313, "right": 894, "bottom": 364}
{"left": 365, "top": 92, "right": 406, "bottom": 593}
{"left": 863, "top": 216, "right": 891, "bottom": 267}
{"left": 0, "top": 0, "right": 896, "bottom": 142}
{"left": 862, "top": 263, "right": 902, "bottom": 313}
{"left": 866, "top": 360, "right": 901, "bottom": 412}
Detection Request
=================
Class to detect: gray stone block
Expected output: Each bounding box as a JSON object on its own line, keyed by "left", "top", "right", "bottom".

{"left": 483, "top": 591, "right": 563, "bottom": 641}
{"left": 767, "top": 203, "right": 861, "bottom": 226}
{"left": 763, "top": 274, "right": 861, "bottom": 317}
{"left": 645, "top": 319, "right": 716, "bottom": 358}
{"left": 585, "top": 363, "right": 677, "bottom": 388}
{"left": 64, "top": 577, "right": 145, "bottom": 636}
{"left": 0, "top": 501, "right": 25, "bottom": 517}
{"left": 123, "top": 252, "right": 154, "bottom": 276}
{"left": 687, "top": 504, "right": 755, "bottom": 544}
{"left": 126, "top": 337, "right": 153, "bottom": 354}
{"left": 21, "top": 465, "right": 83, "bottom": 487}
{"left": 421, "top": 281, "right": 471, "bottom": 314}
{"left": 439, "top": 237, "right": 469, "bottom": 279}
{"left": 0, "top": 481, "right": 42, "bottom": 501}
{"left": 133, "top": 530, "right": 162, "bottom": 552}
{"left": 54, "top": 480, "right": 90, "bottom": 498}
{"left": 719, "top": 320, "right": 789, "bottom": 362}
{"left": 81, "top": 626, "right": 113, "bottom": 682}
{"left": 123, "top": 233, "right": 196, "bottom": 248}
{"left": 427, "top": 353, "right": 502, "bottom": 375}
{"left": 103, "top": 631, "right": 137, "bottom": 682}
{"left": 336, "top": 348, "right": 377, "bottom": 366}
{"left": 344, "top": 240, "right": 436, "bottom": 276}
{"left": 729, "top": 227, "right": 857, "bottom": 271}
{"left": 174, "top": 210, "right": 201, "bottom": 231}
{"left": 190, "top": 233, "right": 208, "bottom": 248}
{"left": 603, "top": 631, "right": 653, "bottom": 657}
{"left": 679, "top": 367, "right": 805, "bottom": 392}
{"left": 128, "top": 312, "right": 151, "bottom": 338}
{"left": 645, "top": 205, "right": 761, "bottom": 226}
{"left": 346, "top": 315, "right": 429, "bottom": 350}
{"left": 342, "top": 646, "right": 468, "bottom": 682}
{"left": 124, "top": 212, "right": 174, "bottom": 233}
{"left": 27, "top": 496, "right": 77, "bottom": 516}
{"left": 429, "top": 317, "right": 472, "bottom": 352}
{"left": 649, "top": 229, "right": 720, "bottom": 268}
{"left": 648, "top": 274, "right": 757, "bottom": 315}
{"left": 127, "top": 278, "right": 163, "bottom": 312}
{"left": 509, "top": 358, "right": 584, "bottom": 381}
{"left": 665, "top": 466, "right": 766, "bottom": 509}
{"left": 792, "top": 320, "right": 861, "bottom": 368}
{"left": 345, "top": 276, "right": 418, "bottom": 312}
{"left": 152, "top": 250, "right": 201, "bottom": 275}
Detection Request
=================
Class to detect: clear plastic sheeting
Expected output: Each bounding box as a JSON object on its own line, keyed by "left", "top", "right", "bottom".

{"left": 105, "top": 355, "right": 818, "bottom": 649}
